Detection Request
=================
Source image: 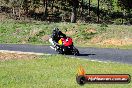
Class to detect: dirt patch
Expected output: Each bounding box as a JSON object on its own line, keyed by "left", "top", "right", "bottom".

{"left": 90, "top": 36, "right": 103, "bottom": 44}
{"left": 0, "top": 13, "right": 8, "bottom": 21}
{"left": 21, "top": 37, "right": 29, "bottom": 44}
{"left": 65, "top": 30, "right": 77, "bottom": 36}
{"left": 101, "top": 38, "right": 132, "bottom": 46}
{"left": 30, "top": 28, "right": 42, "bottom": 36}
{"left": 13, "top": 28, "right": 23, "bottom": 35}
{"left": 85, "top": 28, "right": 97, "bottom": 34}
{"left": 75, "top": 38, "right": 86, "bottom": 44}
{"left": 0, "top": 52, "right": 39, "bottom": 61}
{"left": 41, "top": 35, "right": 49, "bottom": 41}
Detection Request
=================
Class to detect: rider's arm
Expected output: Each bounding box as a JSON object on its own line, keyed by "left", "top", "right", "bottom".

{"left": 58, "top": 31, "right": 66, "bottom": 37}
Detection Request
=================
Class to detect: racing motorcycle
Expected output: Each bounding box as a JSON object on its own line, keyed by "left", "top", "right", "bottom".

{"left": 49, "top": 36, "right": 79, "bottom": 56}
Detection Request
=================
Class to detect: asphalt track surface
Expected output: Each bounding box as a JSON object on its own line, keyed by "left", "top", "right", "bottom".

{"left": 0, "top": 44, "right": 132, "bottom": 64}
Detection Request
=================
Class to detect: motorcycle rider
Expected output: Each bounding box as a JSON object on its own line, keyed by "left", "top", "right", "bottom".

{"left": 49, "top": 28, "right": 66, "bottom": 47}
{"left": 49, "top": 28, "right": 79, "bottom": 55}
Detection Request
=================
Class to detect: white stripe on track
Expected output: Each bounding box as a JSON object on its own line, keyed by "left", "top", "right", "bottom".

{"left": 0, "top": 50, "right": 51, "bottom": 56}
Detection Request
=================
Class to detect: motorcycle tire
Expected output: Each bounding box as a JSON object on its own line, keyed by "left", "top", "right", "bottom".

{"left": 73, "top": 47, "right": 79, "bottom": 56}
{"left": 56, "top": 46, "right": 65, "bottom": 54}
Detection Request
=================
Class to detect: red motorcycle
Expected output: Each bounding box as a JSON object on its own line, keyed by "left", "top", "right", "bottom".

{"left": 53, "top": 36, "right": 79, "bottom": 56}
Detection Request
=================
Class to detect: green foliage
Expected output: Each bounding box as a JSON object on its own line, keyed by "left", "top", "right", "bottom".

{"left": 2, "top": 0, "right": 132, "bottom": 23}
{"left": 117, "top": 0, "right": 132, "bottom": 11}
{"left": 100, "top": 22, "right": 108, "bottom": 27}
{"left": 100, "top": 0, "right": 114, "bottom": 10}
{"left": 81, "top": 30, "right": 96, "bottom": 40}
{"left": 97, "top": 23, "right": 108, "bottom": 33}
{"left": 36, "top": 30, "right": 45, "bottom": 37}
{"left": 114, "top": 18, "right": 123, "bottom": 25}
{"left": 0, "top": 26, "right": 7, "bottom": 33}
{"left": 28, "top": 36, "right": 38, "bottom": 43}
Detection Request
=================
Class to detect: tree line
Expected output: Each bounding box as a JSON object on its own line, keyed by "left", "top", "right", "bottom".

{"left": 0, "top": 0, "right": 132, "bottom": 24}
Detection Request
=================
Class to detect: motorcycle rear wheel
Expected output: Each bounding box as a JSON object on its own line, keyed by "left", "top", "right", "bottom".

{"left": 73, "top": 47, "right": 79, "bottom": 56}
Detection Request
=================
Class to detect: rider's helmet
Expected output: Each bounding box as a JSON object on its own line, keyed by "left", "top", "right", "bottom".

{"left": 52, "top": 28, "right": 59, "bottom": 37}
{"left": 53, "top": 28, "right": 59, "bottom": 32}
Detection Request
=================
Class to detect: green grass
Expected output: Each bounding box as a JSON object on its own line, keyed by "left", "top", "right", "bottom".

{"left": 0, "top": 20, "right": 132, "bottom": 49}
{"left": 0, "top": 55, "right": 132, "bottom": 88}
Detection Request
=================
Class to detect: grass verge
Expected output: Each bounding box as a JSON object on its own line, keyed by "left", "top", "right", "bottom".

{"left": 0, "top": 20, "right": 132, "bottom": 49}
{"left": 0, "top": 55, "right": 132, "bottom": 88}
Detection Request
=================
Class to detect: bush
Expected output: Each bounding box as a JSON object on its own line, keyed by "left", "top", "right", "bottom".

{"left": 113, "top": 18, "right": 123, "bottom": 25}
{"left": 36, "top": 30, "right": 45, "bottom": 36}
{"left": 81, "top": 30, "right": 96, "bottom": 40}
{"left": 100, "top": 22, "right": 108, "bottom": 27}
{"left": 28, "top": 36, "right": 38, "bottom": 42}
{"left": 0, "top": 26, "right": 7, "bottom": 33}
